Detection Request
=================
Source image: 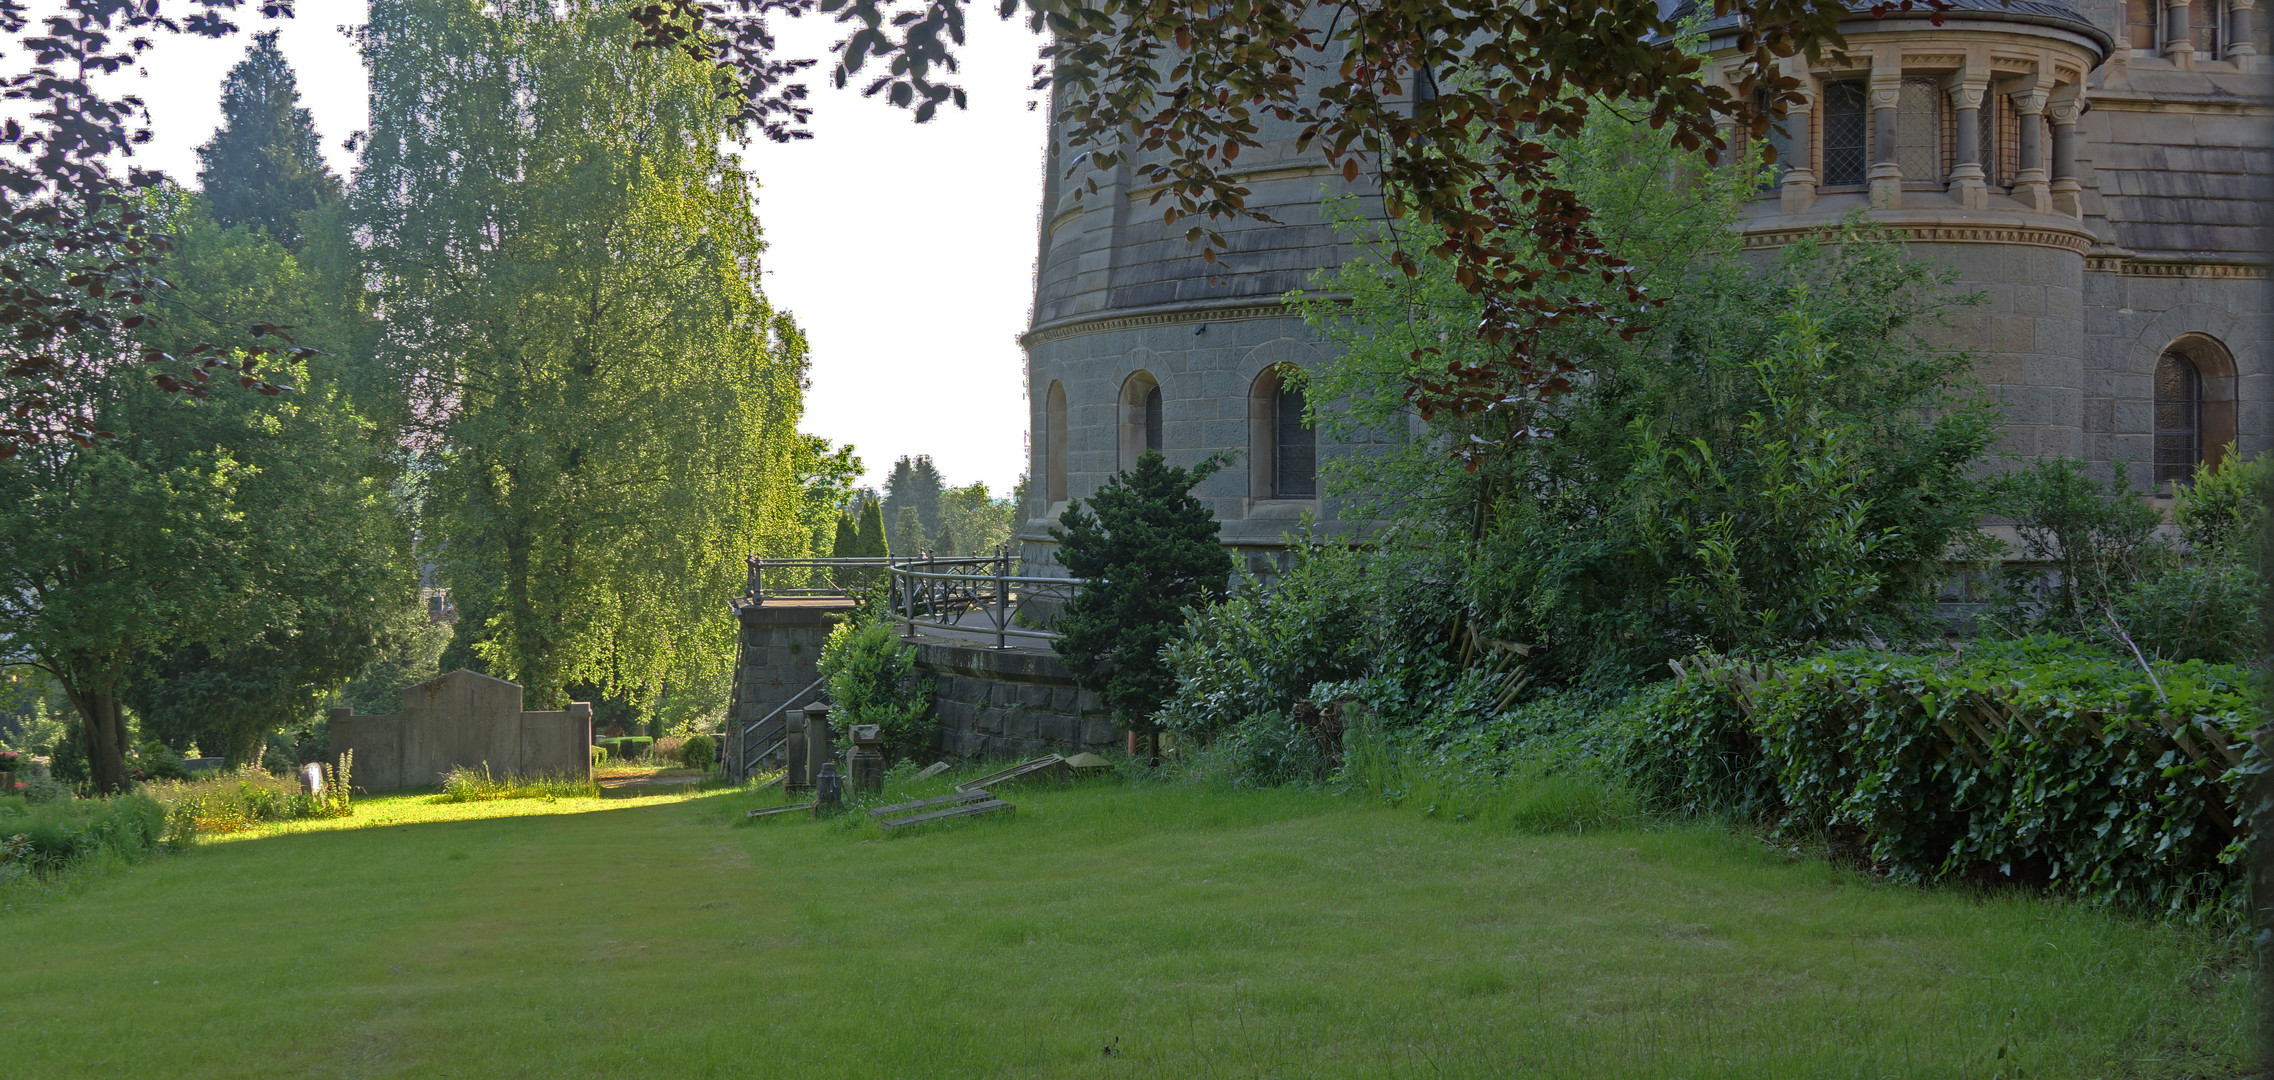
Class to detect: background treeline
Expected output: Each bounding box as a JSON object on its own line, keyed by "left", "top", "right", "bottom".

{"left": 0, "top": 0, "right": 865, "bottom": 788}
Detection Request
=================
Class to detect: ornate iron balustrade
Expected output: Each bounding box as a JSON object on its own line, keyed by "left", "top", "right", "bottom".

{"left": 738, "top": 552, "right": 1084, "bottom": 648}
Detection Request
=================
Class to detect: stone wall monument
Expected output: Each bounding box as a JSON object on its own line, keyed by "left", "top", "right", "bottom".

{"left": 328, "top": 669, "right": 593, "bottom": 792}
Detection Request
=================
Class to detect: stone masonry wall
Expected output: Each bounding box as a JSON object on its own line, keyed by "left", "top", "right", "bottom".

{"left": 914, "top": 640, "right": 1122, "bottom": 760}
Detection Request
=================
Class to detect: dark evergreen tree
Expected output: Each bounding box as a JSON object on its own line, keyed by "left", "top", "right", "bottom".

{"left": 882, "top": 455, "right": 944, "bottom": 551}
{"left": 854, "top": 496, "right": 889, "bottom": 557}
{"left": 1049, "top": 450, "right": 1233, "bottom": 760}
{"left": 829, "top": 514, "right": 858, "bottom": 559}
{"left": 195, "top": 30, "right": 341, "bottom": 249}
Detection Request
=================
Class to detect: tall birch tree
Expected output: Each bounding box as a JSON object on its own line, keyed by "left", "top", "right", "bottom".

{"left": 354, "top": 0, "right": 812, "bottom": 709}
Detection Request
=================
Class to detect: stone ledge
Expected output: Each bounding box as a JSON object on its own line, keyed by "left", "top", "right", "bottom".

{"left": 912, "top": 639, "right": 1079, "bottom": 685}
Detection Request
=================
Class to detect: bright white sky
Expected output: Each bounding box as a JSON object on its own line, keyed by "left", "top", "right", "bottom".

{"left": 125, "top": 1, "right": 1048, "bottom": 495}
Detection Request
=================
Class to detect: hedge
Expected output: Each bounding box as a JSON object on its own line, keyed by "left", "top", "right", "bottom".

{"left": 1628, "top": 637, "right": 2263, "bottom": 916}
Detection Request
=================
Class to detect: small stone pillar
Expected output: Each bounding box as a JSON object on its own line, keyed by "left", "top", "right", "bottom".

{"left": 2164, "top": 0, "right": 2196, "bottom": 63}
{"left": 1866, "top": 79, "right": 1903, "bottom": 208}
{"left": 849, "top": 724, "right": 884, "bottom": 797}
{"left": 1776, "top": 91, "right": 1817, "bottom": 214}
{"left": 2010, "top": 88, "right": 2050, "bottom": 213}
{"left": 783, "top": 707, "right": 810, "bottom": 794}
{"left": 804, "top": 701, "right": 834, "bottom": 792}
{"left": 2229, "top": 0, "right": 2257, "bottom": 62}
{"left": 2046, "top": 96, "right": 2083, "bottom": 219}
{"left": 1947, "top": 80, "right": 1989, "bottom": 209}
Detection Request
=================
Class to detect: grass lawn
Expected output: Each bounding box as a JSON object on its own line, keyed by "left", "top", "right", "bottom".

{"left": 0, "top": 771, "right": 2252, "bottom": 1079}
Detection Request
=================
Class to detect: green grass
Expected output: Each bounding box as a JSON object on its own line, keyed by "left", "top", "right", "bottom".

{"left": 0, "top": 771, "right": 2252, "bottom": 1079}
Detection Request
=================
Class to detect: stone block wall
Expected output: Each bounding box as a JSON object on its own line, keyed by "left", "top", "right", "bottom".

{"left": 724, "top": 598, "right": 854, "bottom": 778}
{"left": 913, "top": 640, "right": 1121, "bottom": 760}
{"left": 329, "top": 669, "right": 591, "bottom": 792}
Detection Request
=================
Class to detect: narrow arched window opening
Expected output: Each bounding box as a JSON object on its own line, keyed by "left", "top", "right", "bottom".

{"left": 2154, "top": 351, "right": 2202, "bottom": 486}
{"left": 1820, "top": 81, "right": 1868, "bottom": 187}
{"left": 1274, "top": 382, "right": 1315, "bottom": 498}
{"left": 1144, "top": 385, "right": 1163, "bottom": 453}
{"left": 1045, "top": 380, "right": 1068, "bottom": 504}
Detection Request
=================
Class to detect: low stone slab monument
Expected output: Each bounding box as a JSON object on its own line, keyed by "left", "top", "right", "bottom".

{"left": 328, "top": 669, "right": 593, "bottom": 792}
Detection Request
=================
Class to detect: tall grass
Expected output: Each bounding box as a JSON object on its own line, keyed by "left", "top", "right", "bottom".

{"left": 435, "top": 765, "right": 601, "bottom": 803}
{"left": 1340, "top": 724, "right": 1639, "bottom": 832}
{"left": 146, "top": 755, "right": 354, "bottom": 840}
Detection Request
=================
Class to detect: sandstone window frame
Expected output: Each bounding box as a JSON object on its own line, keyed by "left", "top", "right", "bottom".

{"left": 2153, "top": 334, "right": 2239, "bottom": 489}
{"left": 1119, "top": 370, "right": 1163, "bottom": 470}
{"left": 1247, "top": 365, "right": 1317, "bottom": 501}
{"left": 2126, "top": 0, "right": 2231, "bottom": 57}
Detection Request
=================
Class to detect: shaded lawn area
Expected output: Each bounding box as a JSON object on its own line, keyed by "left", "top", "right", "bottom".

{"left": 0, "top": 776, "right": 2251, "bottom": 1079}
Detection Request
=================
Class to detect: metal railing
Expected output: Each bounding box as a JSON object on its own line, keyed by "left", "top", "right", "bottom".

{"left": 737, "top": 674, "right": 825, "bottom": 780}
{"left": 888, "top": 552, "right": 1084, "bottom": 649}
{"left": 739, "top": 552, "right": 1085, "bottom": 649}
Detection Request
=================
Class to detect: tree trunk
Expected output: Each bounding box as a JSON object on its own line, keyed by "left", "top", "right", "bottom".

{"left": 66, "top": 684, "right": 131, "bottom": 794}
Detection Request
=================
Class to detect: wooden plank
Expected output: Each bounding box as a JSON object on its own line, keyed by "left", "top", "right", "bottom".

{"left": 878, "top": 799, "right": 1014, "bottom": 831}
{"left": 867, "top": 788, "right": 992, "bottom": 819}
{"left": 747, "top": 801, "right": 817, "bottom": 820}
{"left": 956, "top": 755, "right": 1068, "bottom": 793}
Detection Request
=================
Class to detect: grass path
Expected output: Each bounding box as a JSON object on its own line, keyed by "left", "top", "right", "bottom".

{"left": 0, "top": 777, "right": 2251, "bottom": 1079}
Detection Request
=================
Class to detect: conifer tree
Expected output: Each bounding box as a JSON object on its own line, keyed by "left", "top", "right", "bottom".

{"left": 195, "top": 30, "right": 341, "bottom": 249}
{"left": 1050, "top": 450, "right": 1233, "bottom": 760}
{"left": 882, "top": 454, "right": 944, "bottom": 550}
{"left": 854, "top": 496, "right": 889, "bottom": 558}
{"left": 829, "top": 514, "right": 857, "bottom": 559}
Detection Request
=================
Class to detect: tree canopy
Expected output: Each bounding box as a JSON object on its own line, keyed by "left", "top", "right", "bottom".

{"left": 196, "top": 29, "right": 342, "bottom": 249}
{"left": 355, "top": 0, "right": 814, "bottom": 710}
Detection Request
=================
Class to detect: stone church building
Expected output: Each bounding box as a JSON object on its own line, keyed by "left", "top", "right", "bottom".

{"left": 1016, "top": 0, "right": 2270, "bottom": 569}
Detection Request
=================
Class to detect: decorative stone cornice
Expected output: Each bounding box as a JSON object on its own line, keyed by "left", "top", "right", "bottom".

{"left": 1023, "top": 300, "right": 1309, "bottom": 348}
{"left": 2084, "top": 257, "right": 2272, "bottom": 279}
{"left": 1742, "top": 222, "right": 2094, "bottom": 253}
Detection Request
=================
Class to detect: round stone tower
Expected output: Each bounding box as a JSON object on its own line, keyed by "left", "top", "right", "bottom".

{"left": 1017, "top": 69, "right": 1387, "bottom": 575}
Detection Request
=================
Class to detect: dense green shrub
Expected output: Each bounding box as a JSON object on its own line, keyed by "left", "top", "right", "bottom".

{"left": 0, "top": 793, "right": 167, "bottom": 867}
{"left": 1051, "top": 450, "right": 1235, "bottom": 752}
{"left": 590, "top": 744, "right": 609, "bottom": 765}
{"left": 1992, "top": 453, "right": 2266, "bottom": 663}
{"left": 818, "top": 620, "right": 933, "bottom": 756}
{"left": 1627, "top": 639, "right": 2262, "bottom": 916}
{"left": 1159, "top": 543, "right": 1377, "bottom": 742}
{"left": 677, "top": 734, "right": 716, "bottom": 771}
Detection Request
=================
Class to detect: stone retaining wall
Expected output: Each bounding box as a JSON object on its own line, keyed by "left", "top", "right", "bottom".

{"left": 912, "top": 639, "right": 1122, "bottom": 760}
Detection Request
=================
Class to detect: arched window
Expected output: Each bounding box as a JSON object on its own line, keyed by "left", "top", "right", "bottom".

{"left": 2153, "top": 334, "right": 2240, "bottom": 486}
{"left": 1248, "top": 366, "right": 1316, "bottom": 499}
{"left": 1119, "top": 371, "right": 1161, "bottom": 470}
{"left": 1819, "top": 81, "right": 1868, "bottom": 187}
{"left": 2153, "top": 351, "right": 2201, "bottom": 486}
{"left": 1894, "top": 77, "right": 1944, "bottom": 189}
{"left": 1045, "top": 380, "right": 1068, "bottom": 504}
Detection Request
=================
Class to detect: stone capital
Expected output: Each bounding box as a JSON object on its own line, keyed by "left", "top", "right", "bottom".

{"left": 2045, "top": 99, "right": 2083, "bottom": 126}
{"left": 2232, "top": 0, "right": 2254, "bottom": 10}
{"left": 2011, "top": 88, "right": 2050, "bottom": 115}
{"left": 1947, "top": 83, "right": 1986, "bottom": 110}
{"left": 1868, "top": 85, "right": 1901, "bottom": 111}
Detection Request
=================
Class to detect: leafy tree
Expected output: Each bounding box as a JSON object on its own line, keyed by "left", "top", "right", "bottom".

{"left": 1050, "top": 450, "right": 1234, "bottom": 759}
{"left": 1297, "top": 113, "right": 1997, "bottom": 681}
{"left": 0, "top": 195, "right": 409, "bottom": 790}
{"left": 355, "top": 0, "right": 815, "bottom": 710}
{"left": 798, "top": 437, "right": 864, "bottom": 557}
{"left": 195, "top": 30, "right": 342, "bottom": 250}
{"left": 941, "top": 481, "right": 1016, "bottom": 556}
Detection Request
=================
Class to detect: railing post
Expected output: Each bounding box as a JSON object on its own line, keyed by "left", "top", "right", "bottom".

{"left": 994, "top": 549, "right": 1008, "bottom": 650}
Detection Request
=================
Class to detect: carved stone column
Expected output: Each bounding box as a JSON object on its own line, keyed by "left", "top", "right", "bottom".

{"left": 2164, "top": 0, "right": 2196, "bottom": 64}
{"left": 2046, "top": 95, "right": 2083, "bottom": 219}
{"left": 1867, "top": 78, "right": 1903, "bottom": 208}
{"left": 1947, "top": 79, "right": 1989, "bottom": 209}
{"left": 1778, "top": 82, "right": 1818, "bottom": 214}
{"left": 2230, "top": 0, "right": 2259, "bottom": 62}
{"left": 2011, "top": 87, "right": 2051, "bottom": 213}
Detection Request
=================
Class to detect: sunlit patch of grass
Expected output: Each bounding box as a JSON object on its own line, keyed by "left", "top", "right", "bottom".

{"left": 0, "top": 772, "right": 2251, "bottom": 1079}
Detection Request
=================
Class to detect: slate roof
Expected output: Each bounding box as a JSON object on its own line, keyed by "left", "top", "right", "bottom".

{"left": 1667, "top": 0, "right": 2112, "bottom": 49}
